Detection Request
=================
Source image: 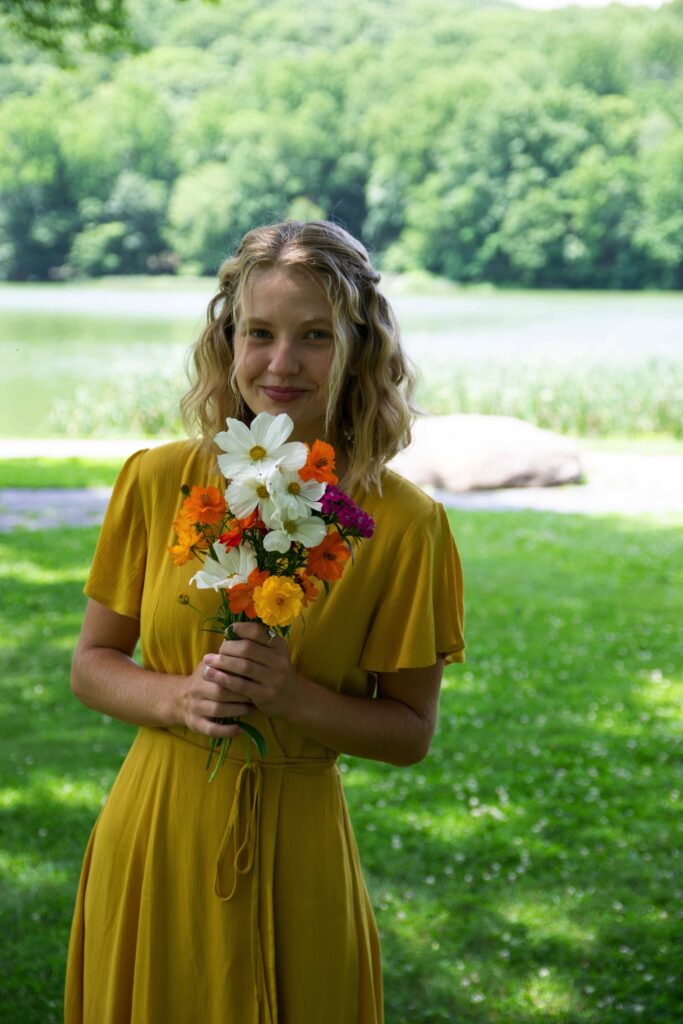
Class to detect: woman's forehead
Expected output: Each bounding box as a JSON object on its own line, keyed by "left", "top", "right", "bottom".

{"left": 240, "top": 265, "right": 332, "bottom": 320}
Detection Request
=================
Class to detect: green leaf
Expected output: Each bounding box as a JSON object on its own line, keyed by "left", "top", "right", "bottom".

{"left": 239, "top": 722, "right": 267, "bottom": 759}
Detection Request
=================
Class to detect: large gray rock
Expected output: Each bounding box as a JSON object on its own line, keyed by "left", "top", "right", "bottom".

{"left": 389, "top": 414, "right": 584, "bottom": 492}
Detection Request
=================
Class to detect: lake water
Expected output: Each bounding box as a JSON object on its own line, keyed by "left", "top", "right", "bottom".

{"left": 1, "top": 281, "right": 681, "bottom": 438}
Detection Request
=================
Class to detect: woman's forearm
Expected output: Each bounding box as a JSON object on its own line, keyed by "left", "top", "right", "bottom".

{"left": 286, "top": 674, "right": 432, "bottom": 767}
{"left": 205, "top": 623, "right": 442, "bottom": 766}
{"left": 71, "top": 646, "right": 184, "bottom": 729}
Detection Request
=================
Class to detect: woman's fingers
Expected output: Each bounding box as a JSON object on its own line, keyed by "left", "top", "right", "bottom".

{"left": 199, "top": 628, "right": 298, "bottom": 720}
{"left": 206, "top": 654, "right": 269, "bottom": 685}
{"left": 200, "top": 698, "right": 254, "bottom": 718}
{"left": 181, "top": 663, "right": 258, "bottom": 737}
{"left": 203, "top": 720, "right": 245, "bottom": 740}
{"left": 199, "top": 670, "right": 252, "bottom": 702}
{"left": 228, "top": 620, "right": 274, "bottom": 646}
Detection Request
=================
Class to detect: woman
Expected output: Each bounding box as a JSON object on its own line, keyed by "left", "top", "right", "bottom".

{"left": 65, "top": 220, "right": 465, "bottom": 1024}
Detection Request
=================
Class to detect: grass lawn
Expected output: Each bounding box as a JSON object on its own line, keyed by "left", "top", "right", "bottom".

{"left": 0, "top": 458, "right": 125, "bottom": 489}
{"left": 0, "top": 511, "right": 681, "bottom": 1022}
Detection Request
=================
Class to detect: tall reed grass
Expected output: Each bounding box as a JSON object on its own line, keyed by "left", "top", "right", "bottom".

{"left": 48, "top": 358, "right": 682, "bottom": 440}
{"left": 418, "top": 358, "right": 682, "bottom": 439}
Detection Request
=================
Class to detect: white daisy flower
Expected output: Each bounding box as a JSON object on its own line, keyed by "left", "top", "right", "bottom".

{"left": 262, "top": 511, "right": 327, "bottom": 554}
{"left": 214, "top": 412, "right": 307, "bottom": 481}
{"left": 265, "top": 468, "right": 325, "bottom": 523}
{"left": 226, "top": 468, "right": 279, "bottom": 521}
{"left": 189, "top": 541, "right": 257, "bottom": 591}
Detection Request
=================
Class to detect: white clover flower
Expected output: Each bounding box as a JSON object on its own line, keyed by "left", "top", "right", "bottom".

{"left": 189, "top": 541, "right": 257, "bottom": 591}
{"left": 214, "top": 412, "right": 307, "bottom": 481}
{"left": 262, "top": 511, "right": 327, "bottom": 554}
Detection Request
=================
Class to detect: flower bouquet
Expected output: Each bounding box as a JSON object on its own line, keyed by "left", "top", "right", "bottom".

{"left": 169, "top": 412, "right": 374, "bottom": 779}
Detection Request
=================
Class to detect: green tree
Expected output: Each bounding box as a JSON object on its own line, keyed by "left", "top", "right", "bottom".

{"left": 0, "top": 0, "right": 131, "bottom": 54}
{"left": 0, "top": 83, "right": 78, "bottom": 278}
{"left": 634, "top": 132, "right": 683, "bottom": 288}
{"left": 1, "top": 0, "right": 681, "bottom": 286}
{"left": 557, "top": 28, "right": 630, "bottom": 96}
{"left": 68, "top": 221, "right": 128, "bottom": 275}
{"left": 174, "top": 50, "right": 369, "bottom": 241}
{"left": 391, "top": 85, "right": 646, "bottom": 287}
{"left": 62, "top": 68, "right": 176, "bottom": 202}
{"left": 166, "top": 160, "right": 278, "bottom": 273}
{"left": 557, "top": 145, "right": 643, "bottom": 288}
{"left": 68, "top": 172, "right": 171, "bottom": 275}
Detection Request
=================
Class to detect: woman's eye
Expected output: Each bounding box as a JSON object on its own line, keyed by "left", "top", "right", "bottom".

{"left": 249, "top": 328, "right": 272, "bottom": 340}
{"left": 306, "top": 330, "right": 332, "bottom": 341}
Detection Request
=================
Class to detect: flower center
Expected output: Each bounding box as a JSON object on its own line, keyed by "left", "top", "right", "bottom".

{"left": 249, "top": 445, "right": 267, "bottom": 461}
{"left": 287, "top": 482, "right": 301, "bottom": 495}
{"left": 256, "top": 484, "right": 269, "bottom": 498}
{"left": 283, "top": 520, "right": 298, "bottom": 534}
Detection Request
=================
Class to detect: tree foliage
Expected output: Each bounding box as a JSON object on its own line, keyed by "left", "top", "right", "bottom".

{"left": 0, "top": 0, "right": 132, "bottom": 55}
{"left": 1, "top": 0, "right": 682, "bottom": 286}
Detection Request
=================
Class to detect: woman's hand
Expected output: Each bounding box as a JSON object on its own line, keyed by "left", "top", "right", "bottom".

{"left": 177, "top": 660, "right": 257, "bottom": 739}
{"left": 203, "top": 621, "right": 303, "bottom": 721}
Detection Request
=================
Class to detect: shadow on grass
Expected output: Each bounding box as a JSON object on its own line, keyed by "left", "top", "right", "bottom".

{"left": 1, "top": 514, "right": 682, "bottom": 1023}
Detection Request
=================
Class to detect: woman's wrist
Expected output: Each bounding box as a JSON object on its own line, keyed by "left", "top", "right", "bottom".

{"left": 162, "top": 673, "right": 189, "bottom": 729}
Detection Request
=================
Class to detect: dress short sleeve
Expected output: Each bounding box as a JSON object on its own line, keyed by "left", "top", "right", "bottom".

{"left": 84, "top": 449, "right": 149, "bottom": 620}
{"left": 359, "top": 502, "right": 465, "bottom": 673}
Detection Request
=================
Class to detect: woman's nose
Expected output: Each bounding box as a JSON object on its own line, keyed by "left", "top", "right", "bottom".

{"left": 268, "top": 339, "right": 300, "bottom": 375}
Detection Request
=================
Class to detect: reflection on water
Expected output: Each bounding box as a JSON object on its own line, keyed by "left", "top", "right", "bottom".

{"left": 0, "top": 284, "right": 681, "bottom": 437}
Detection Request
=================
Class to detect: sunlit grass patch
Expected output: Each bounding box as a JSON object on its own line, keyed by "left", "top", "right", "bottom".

{"left": 0, "top": 850, "right": 71, "bottom": 890}
{"left": 0, "top": 458, "right": 123, "bottom": 489}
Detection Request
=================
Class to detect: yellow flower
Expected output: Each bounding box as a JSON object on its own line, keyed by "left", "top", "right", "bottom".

{"left": 252, "top": 575, "right": 304, "bottom": 628}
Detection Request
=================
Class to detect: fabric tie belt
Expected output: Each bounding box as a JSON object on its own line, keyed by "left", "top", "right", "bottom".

{"left": 214, "top": 754, "right": 339, "bottom": 1024}
{"left": 214, "top": 754, "right": 339, "bottom": 899}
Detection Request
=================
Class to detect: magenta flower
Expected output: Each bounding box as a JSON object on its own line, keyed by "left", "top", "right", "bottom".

{"left": 321, "top": 486, "right": 375, "bottom": 538}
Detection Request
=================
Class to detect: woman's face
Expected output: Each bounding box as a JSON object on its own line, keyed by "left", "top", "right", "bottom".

{"left": 233, "top": 265, "right": 336, "bottom": 444}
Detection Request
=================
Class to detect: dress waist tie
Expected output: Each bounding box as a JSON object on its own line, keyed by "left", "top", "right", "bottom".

{"left": 214, "top": 755, "right": 338, "bottom": 1024}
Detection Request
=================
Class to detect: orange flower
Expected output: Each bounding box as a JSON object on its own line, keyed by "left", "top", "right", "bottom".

{"left": 182, "top": 485, "right": 226, "bottom": 525}
{"left": 219, "top": 521, "right": 243, "bottom": 549}
{"left": 299, "top": 440, "right": 338, "bottom": 485}
{"left": 227, "top": 568, "right": 270, "bottom": 619}
{"left": 238, "top": 509, "right": 261, "bottom": 529}
{"left": 168, "top": 509, "right": 207, "bottom": 566}
{"left": 295, "top": 569, "right": 320, "bottom": 607}
{"left": 306, "top": 530, "right": 351, "bottom": 581}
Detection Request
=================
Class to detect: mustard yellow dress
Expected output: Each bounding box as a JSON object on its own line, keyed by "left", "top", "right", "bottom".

{"left": 64, "top": 440, "right": 465, "bottom": 1024}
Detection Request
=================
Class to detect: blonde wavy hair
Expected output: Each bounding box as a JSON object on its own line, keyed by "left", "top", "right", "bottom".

{"left": 181, "top": 220, "right": 415, "bottom": 494}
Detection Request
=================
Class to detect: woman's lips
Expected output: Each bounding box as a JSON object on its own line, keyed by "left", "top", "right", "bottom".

{"left": 260, "top": 386, "right": 308, "bottom": 403}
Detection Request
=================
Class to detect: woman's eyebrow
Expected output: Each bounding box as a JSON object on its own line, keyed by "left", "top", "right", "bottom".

{"left": 245, "top": 315, "right": 333, "bottom": 326}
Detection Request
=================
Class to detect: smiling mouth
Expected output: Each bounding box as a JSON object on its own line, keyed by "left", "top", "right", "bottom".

{"left": 260, "top": 386, "right": 308, "bottom": 401}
